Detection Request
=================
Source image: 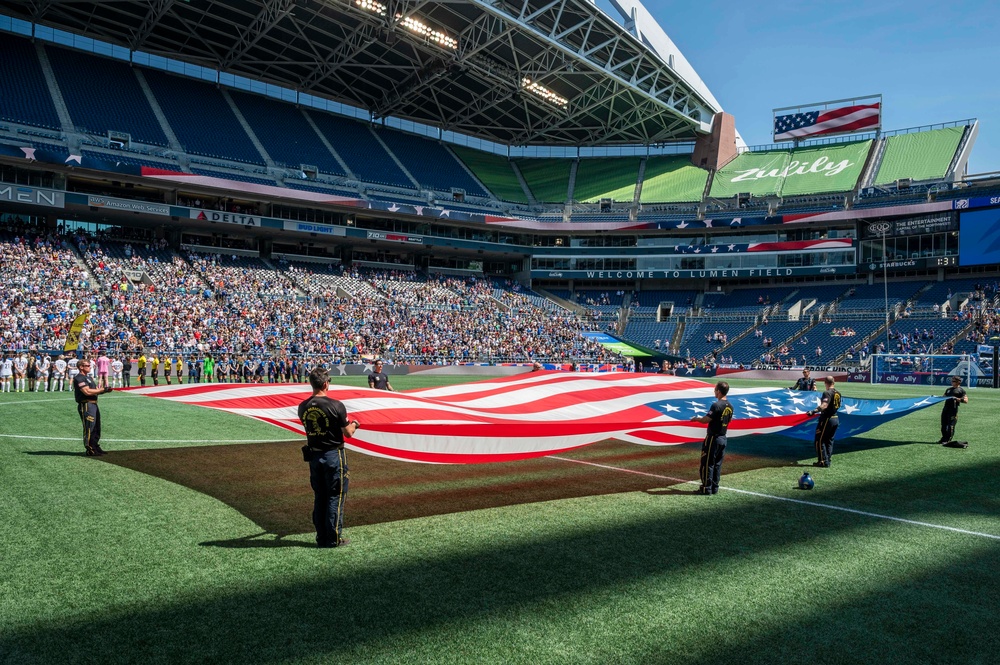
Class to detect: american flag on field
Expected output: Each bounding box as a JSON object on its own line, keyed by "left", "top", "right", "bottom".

{"left": 774, "top": 103, "right": 881, "bottom": 141}
{"left": 128, "top": 372, "right": 943, "bottom": 464}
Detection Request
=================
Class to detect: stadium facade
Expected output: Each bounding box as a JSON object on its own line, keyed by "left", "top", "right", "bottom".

{"left": 1, "top": 1, "right": 998, "bottom": 368}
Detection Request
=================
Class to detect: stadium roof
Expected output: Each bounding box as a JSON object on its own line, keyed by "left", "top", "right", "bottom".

{"left": 0, "top": 0, "right": 721, "bottom": 146}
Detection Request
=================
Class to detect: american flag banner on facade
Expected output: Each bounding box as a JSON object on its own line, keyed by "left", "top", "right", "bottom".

{"left": 774, "top": 103, "right": 881, "bottom": 142}
{"left": 129, "top": 372, "right": 943, "bottom": 464}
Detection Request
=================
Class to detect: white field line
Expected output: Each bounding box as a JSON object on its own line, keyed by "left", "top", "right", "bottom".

{"left": 547, "top": 455, "right": 1000, "bottom": 542}
{"left": 0, "top": 433, "right": 300, "bottom": 444}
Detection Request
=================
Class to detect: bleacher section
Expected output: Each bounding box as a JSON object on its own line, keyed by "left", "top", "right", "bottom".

{"left": 515, "top": 158, "right": 572, "bottom": 203}
{"left": 228, "top": 91, "right": 346, "bottom": 176}
{"left": 873, "top": 127, "right": 965, "bottom": 185}
{"left": 374, "top": 128, "right": 487, "bottom": 196}
{"left": 834, "top": 282, "right": 925, "bottom": 312}
{"left": 723, "top": 320, "right": 811, "bottom": 364}
{"left": 451, "top": 147, "right": 528, "bottom": 203}
{"left": 910, "top": 278, "right": 980, "bottom": 312}
{"left": 808, "top": 320, "right": 884, "bottom": 360}
{"left": 633, "top": 289, "right": 699, "bottom": 314}
{"left": 142, "top": 69, "right": 264, "bottom": 165}
{"left": 305, "top": 111, "right": 412, "bottom": 188}
{"left": 0, "top": 37, "right": 61, "bottom": 130}
{"left": 621, "top": 320, "right": 677, "bottom": 350}
{"left": 639, "top": 156, "right": 709, "bottom": 203}
{"left": 45, "top": 45, "right": 168, "bottom": 146}
{"left": 702, "top": 287, "right": 796, "bottom": 315}
{"left": 710, "top": 140, "right": 872, "bottom": 199}
{"left": 572, "top": 158, "right": 640, "bottom": 203}
{"left": 679, "top": 321, "right": 751, "bottom": 360}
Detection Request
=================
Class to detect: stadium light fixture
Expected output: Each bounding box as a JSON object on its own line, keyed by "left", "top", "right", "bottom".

{"left": 521, "top": 78, "right": 568, "bottom": 108}
{"left": 400, "top": 16, "right": 458, "bottom": 50}
{"left": 354, "top": 0, "right": 457, "bottom": 50}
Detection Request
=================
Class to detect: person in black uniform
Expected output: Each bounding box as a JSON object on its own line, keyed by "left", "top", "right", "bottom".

{"left": 73, "top": 358, "right": 113, "bottom": 456}
{"left": 939, "top": 375, "right": 969, "bottom": 444}
{"left": 368, "top": 360, "right": 394, "bottom": 391}
{"left": 298, "top": 367, "right": 360, "bottom": 548}
{"left": 121, "top": 354, "right": 131, "bottom": 388}
{"left": 791, "top": 368, "right": 816, "bottom": 391}
{"left": 809, "top": 376, "right": 841, "bottom": 467}
{"left": 690, "top": 381, "right": 734, "bottom": 495}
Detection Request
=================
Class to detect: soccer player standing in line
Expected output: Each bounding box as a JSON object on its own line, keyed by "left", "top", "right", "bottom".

{"left": 809, "top": 376, "right": 842, "bottom": 468}
{"left": 1, "top": 351, "right": 13, "bottom": 392}
{"left": 53, "top": 355, "right": 67, "bottom": 392}
{"left": 690, "top": 381, "right": 734, "bottom": 495}
{"left": 110, "top": 356, "right": 123, "bottom": 389}
{"left": 137, "top": 352, "right": 147, "bottom": 387}
{"left": 939, "top": 375, "right": 969, "bottom": 444}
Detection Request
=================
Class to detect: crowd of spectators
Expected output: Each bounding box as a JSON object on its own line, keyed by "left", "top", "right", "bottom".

{"left": 4, "top": 223, "right": 620, "bottom": 366}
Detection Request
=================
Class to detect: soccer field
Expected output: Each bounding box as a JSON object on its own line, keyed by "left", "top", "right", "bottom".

{"left": 1, "top": 375, "right": 998, "bottom": 664}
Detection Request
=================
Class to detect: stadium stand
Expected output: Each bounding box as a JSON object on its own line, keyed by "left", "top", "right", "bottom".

{"left": 45, "top": 45, "right": 169, "bottom": 146}
{"left": 0, "top": 37, "right": 62, "bottom": 130}
{"left": 833, "top": 282, "right": 925, "bottom": 313}
{"left": 723, "top": 319, "right": 811, "bottom": 365}
{"left": 189, "top": 168, "right": 277, "bottom": 186}
{"left": 450, "top": 147, "right": 528, "bottom": 203}
{"left": 228, "top": 91, "right": 347, "bottom": 176}
{"left": 373, "top": 128, "right": 488, "bottom": 197}
{"left": 572, "top": 158, "right": 640, "bottom": 203}
{"left": 710, "top": 140, "right": 872, "bottom": 199}
{"left": 80, "top": 150, "right": 179, "bottom": 171}
{"left": 873, "top": 126, "right": 966, "bottom": 185}
{"left": 702, "top": 287, "right": 796, "bottom": 315}
{"left": 141, "top": 69, "right": 265, "bottom": 165}
{"left": 621, "top": 320, "right": 678, "bottom": 350}
{"left": 632, "top": 289, "right": 699, "bottom": 314}
{"left": 305, "top": 110, "right": 412, "bottom": 188}
{"left": 678, "top": 321, "right": 752, "bottom": 360}
{"left": 515, "top": 158, "right": 572, "bottom": 203}
{"left": 639, "top": 156, "right": 709, "bottom": 203}
{"left": 807, "top": 319, "right": 884, "bottom": 361}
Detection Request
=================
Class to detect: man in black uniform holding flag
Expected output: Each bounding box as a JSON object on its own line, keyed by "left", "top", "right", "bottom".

{"left": 73, "top": 358, "right": 114, "bottom": 456}
{"left": 791, "top": 368, "right": 816, "bottom": 391}
{"left": 809, "top": 376, "right": 841, "bottom": 467}
{"left": 690, "top": 381, "right": 734, "bottom": 495}
{"left": 298, "top": 367, "right": 360, "bottom": 548}
{"left": 939, "top": 375, "right": 969, "bottom": 445}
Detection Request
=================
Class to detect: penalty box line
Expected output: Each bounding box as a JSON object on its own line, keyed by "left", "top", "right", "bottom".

{"left": 546, "top": 455, "right": 1000, "bottom": 542}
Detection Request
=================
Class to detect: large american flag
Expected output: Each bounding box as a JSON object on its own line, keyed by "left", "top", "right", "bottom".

{"left": 774, "top": 103, "right": 881, "bottom": 141}
{"left": 129, "top": 372, "right": 943, "bottom": 464}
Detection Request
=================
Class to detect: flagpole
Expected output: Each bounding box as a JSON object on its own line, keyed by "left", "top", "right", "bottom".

{"left": 883, "top": 231, "right": 890, "bottom": 353}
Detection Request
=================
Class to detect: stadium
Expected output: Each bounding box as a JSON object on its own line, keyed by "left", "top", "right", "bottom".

{"left": 1, "top": 0, "right": 999, "bottom": 662}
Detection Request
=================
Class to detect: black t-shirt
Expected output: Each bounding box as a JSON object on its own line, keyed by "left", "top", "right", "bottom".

{"left": 794, "top": 377, "right": 816, "bottom": 391}
{"left": 820, "top": 388, "right": 842, "bottom": 418}
{"left": 298, "top": 395, "right": 350, "bottom": 450}
{"left": 707, "top": 398, "right": 734, "bottom": 437}
{"left": 369, "top": 371, "right": 391, "bottom": 390}
{"left": 942, "top": 386, "right": 966, "bottom": 416}
{"left": 73, "top": 373, "right": 98, "bottom": 404}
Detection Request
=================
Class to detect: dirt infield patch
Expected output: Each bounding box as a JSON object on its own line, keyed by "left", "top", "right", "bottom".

{"left": 101, "top": 438, "right": 807, "bottom": 537}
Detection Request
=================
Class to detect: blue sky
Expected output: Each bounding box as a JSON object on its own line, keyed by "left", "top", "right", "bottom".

{"left": 600, "top": 0, "right": 998, "bottom": 173}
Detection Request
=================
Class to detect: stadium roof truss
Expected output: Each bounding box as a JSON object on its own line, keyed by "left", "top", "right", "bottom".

{"left": 0, "top": 0, "right": 718, "bottom": 146}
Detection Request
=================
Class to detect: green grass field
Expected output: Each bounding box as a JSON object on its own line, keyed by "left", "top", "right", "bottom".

{"left": 1, "top": 375, "right": 998, "bottom": 664}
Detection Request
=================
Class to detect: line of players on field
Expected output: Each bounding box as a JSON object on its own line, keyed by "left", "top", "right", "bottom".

{"left": 0, "top": 351, "right": 320, "bottom": 391}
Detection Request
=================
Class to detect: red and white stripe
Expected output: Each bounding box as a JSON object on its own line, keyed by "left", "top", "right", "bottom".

{"left": 128, "top": 372, "right": 811, "bottom": 464}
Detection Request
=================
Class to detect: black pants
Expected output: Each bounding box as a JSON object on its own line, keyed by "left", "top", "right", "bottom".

{"left": 122, "top": 371, "right": 130, "bottom": 388}
{"left": 940, "top": 410, "right": 958, "bottom": 442}
{"left": 699, "top": 434, "right": 727, "bottom": 493}
{"left": 308, "top": 448, "right": 349, "bottom": 546}
{"left": 815, "top": 416, "right": 839, "bottom": 466}
{"left": 77, "top": 402, "right": 103, "bottom": 455}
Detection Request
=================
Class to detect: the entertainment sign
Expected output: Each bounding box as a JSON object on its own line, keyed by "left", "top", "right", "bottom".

{"left": 861, "top": 213, "right": 956, "bottom": 239}
{"left": 531, "top": 266, "right": 854, "bottom": 280}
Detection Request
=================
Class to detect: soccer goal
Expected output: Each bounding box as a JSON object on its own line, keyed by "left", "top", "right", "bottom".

{"left": 870, "top": 354, "right": 986, "bottom": 388}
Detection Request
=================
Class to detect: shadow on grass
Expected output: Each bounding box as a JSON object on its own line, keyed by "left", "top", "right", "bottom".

{"left": 3, "top": 461, "right": 998, "bottom": 664}
{"left": 97, "top": 434, "right": 924, "bottom": 538}
{"left": 199, "top": 532, "right": 316, "bottom": 549}
{"left": 24, "top": 451, "right": 87, "bottom": 457}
